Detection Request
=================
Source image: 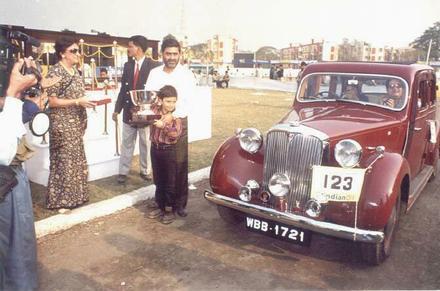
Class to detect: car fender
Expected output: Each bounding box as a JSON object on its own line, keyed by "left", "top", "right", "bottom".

{"left": 210, "top": 136, "right": 264, "bottom": 197}
{"left": 357, "top": 152, "right": 410, "bottom": 230}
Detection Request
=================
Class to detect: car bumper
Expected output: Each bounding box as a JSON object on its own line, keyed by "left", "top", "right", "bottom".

{"left": 204, "top": 190, "right": 384, "bottom": 244}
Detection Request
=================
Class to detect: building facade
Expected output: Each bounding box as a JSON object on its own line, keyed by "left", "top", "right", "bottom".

{"left": 207, "top": 34, "right": 238, "bottom": 65}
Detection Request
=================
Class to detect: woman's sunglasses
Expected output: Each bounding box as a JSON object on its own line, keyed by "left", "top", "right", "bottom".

{"left": 388, "top": 83, "right": 402, "bottom": 89}
{"left": 68, "top": 48, "right": 80, "bottom": 54}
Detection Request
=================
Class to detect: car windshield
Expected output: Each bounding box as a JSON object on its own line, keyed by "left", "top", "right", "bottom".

{"left": 297, "top": 73, "right": 408, "bottom": 110}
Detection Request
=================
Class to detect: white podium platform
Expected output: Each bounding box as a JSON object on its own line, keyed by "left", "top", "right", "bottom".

{"left": 25, "top": 86, "right": 212, "bottom": 186}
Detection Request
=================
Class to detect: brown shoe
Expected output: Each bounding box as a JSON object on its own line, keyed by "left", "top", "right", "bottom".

{"left": 148, "top": 208, "right": 164, "bottom": 219}
{"left": 176, "top": 208, "right": 188, "bottom": 217}
{"left": 117, "top": 175, "right": 127, "bottom": 184}
{"left": 160, "top": 211, "right": 175, "bottom": 224}
{"left": 146, "top": 200, "right": 159, "bottom": 210}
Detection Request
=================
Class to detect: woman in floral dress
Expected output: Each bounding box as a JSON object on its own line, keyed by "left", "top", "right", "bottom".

{"left": 45, "top": 36, "right": 95, "bottom": 209}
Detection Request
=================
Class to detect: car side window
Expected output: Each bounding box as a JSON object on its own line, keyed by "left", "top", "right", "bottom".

{"left": 417, "top": 79, "right": 429, "bottom": 110}
{"left": 428, "top": 79, "right": 436, "bottom": 106}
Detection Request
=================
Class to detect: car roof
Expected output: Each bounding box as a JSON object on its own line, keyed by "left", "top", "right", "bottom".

{"left": 303, "top": 62, "right": 433, "bottom": 81}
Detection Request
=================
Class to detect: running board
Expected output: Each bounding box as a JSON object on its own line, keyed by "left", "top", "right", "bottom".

{"left": 407, "top": 165, "right": 434, "bottom": 211}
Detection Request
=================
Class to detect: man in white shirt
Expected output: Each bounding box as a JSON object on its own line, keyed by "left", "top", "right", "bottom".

{"left": 0, "top": 57, "right": 48, "bottom": 290}
{"left": 145, "top": 37, "right": 197, "bottom": 218}
{"left": 113, "top": 35, "right": 158, "bottom": 184}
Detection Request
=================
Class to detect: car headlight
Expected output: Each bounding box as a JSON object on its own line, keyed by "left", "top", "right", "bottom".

{"left": 334, "top": 139, "right": 362, "bottom": 168}
{"left": 268, "top": 173, "right": 290, "bottom": 197}
{"left": 238, "top": 128, "right": 262, "bottom": 154}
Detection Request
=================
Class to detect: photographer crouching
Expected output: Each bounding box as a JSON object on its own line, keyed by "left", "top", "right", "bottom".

{"left": 0, "top": 58, "right": 58, "bottom": 291}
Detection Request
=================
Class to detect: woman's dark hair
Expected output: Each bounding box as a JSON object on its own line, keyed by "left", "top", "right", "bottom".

{"left": 54, "top": 36, "right": 78, "bottom": 60}
{"left": 157, "top": 85, "right": 178, "bottom": 100}
{"left": 129, "top": 35, "right": 148, "bottom": 52}
{"left": 161, "top": 37, "right": 181, "bottom": 53}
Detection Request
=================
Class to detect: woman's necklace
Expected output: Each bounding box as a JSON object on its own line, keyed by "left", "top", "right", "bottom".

{"left": 60, "top": 61, "right": 75, "bottom": 76}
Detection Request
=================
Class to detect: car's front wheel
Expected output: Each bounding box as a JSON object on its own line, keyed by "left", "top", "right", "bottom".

{"left": 217, "top": 205, "right": 244, "bottom": 225}
{"left": 360, "top": 192, "right": 401, "bottom": 265}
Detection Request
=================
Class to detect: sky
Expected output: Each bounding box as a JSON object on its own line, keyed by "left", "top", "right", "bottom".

{"left": 1, "top": 0, "right": 439, "bottom": 51}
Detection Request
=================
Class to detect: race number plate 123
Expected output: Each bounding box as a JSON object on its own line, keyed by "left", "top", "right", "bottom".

{"left": 311, "top": 165, "right": 366, "bottom": 202}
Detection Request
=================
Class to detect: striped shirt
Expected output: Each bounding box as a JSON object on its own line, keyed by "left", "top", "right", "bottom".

{"left": 150, "top": 103, "right": 182, "bottom": 145}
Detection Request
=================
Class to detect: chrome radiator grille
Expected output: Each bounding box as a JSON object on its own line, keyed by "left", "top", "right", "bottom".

{"left": 263, "top": 130, "right": 324, "bottom": 210}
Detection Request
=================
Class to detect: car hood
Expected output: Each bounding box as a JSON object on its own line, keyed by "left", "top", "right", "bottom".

{"left": 280, "top": 105, "right": 403, "bottom": 139}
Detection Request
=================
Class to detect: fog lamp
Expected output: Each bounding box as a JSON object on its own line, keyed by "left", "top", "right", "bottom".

{"left": 268, "top": 173, "right": 290, "bottom": 197}
{"left": 305, "top": 199, "right": 322, "bottom": 218}
{"left": 238, "top": 180, "right": 259, "bottom": 202}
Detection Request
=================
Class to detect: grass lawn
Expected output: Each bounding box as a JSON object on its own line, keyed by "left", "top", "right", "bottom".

{"left": 31, "top": 87, "right": 294, "bottom": 220}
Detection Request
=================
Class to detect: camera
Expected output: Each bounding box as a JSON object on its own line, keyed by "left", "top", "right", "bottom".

{"left": 0, "top": 25, "right": 42, "bottom": 97}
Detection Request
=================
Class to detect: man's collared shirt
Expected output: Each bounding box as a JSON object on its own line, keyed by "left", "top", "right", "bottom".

{"left": 144, "top": 63, "right": 196, "bottom": 118}
{"left": 134, "top": 56, "right": 146, "bottom": 72}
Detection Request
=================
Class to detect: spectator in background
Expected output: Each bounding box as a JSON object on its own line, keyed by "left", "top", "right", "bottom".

{"left": 99, "top": 67, "right": 108, "bottom": 79}
{"left": 269, "top": 65, "right": 276, "bottom": 80}
{"left": 297, "top": 61, "right": 307, "bottom": 86}
{"left": 277, "top": 65, "right": 284, "bottom": 81}
{"left": 223, "top": 70, "right": 230, "bottom": 88}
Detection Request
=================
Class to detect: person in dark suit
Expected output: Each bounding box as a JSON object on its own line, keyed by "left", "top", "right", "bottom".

{"left": 113, "top": 35, "right": 158, "bottom": 184}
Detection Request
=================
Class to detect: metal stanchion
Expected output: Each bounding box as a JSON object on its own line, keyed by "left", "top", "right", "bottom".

{"left": 41, "top": 133, "right": 48, "bottom": 145}
{"left": 103, "top": 102, "right": 109, "bottom": 135}
{"left": 114, "top": 118, "right": 120, "bottom": 156}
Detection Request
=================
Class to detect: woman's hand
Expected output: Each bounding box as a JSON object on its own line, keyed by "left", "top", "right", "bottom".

{"left": 77, "top": 97, "right": 95, "bottom": 108}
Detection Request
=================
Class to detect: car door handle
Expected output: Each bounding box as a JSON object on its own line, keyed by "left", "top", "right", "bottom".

{"left": 413, "top": 127, "right": 422, "bottom": 131}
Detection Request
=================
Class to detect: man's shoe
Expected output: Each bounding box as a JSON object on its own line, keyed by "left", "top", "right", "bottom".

{"left": 148, "top": 208, "right": 164, "bottom": 219}
{"left": 140, "top": 173, "right": 153, "bottom": 181}
{"left": 160, "top": 211, "right": 175, "bottom": 224}
{"left": 176, "top": 208, "right": 188, "bottom": 217}
{"left": 146, "top": 200, "right": 159, "bottom": 210}
{"left": 117, "top": 175, "right": 127, "bottom": 184}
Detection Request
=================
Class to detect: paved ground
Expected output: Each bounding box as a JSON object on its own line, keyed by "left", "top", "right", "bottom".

{"left": 38, "top": 173, "right": 440, "bottom": 290}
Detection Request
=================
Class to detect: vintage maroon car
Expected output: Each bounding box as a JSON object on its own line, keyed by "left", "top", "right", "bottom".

{"left": 204, "top": 62, "right": 439, "bottom": 265}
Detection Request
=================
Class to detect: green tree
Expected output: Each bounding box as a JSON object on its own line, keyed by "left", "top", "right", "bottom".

{"left": 411, "top": 21, "right": 440, "bottom": 61}
{"left": 255, "top": 46, "right": 280, "bottom": 61}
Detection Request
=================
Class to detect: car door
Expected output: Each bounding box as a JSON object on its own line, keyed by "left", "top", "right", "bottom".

{"left": 405, "top": 71, "right": 435, "bottom": 177}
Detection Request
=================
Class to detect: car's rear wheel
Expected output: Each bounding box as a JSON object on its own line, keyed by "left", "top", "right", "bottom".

{"left": 217, "top": 205, "right": 243, "bottom": 225}
{"left": 360, "top": 192, "right": 401, "bottom": 265}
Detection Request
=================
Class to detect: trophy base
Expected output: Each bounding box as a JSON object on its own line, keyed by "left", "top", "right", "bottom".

{"left": 128, "top": 114, "right": 162, "bottom": 126}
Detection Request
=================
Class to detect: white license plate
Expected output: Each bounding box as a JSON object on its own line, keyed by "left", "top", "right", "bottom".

{"left": 245, "top": 216, "right": 311, "bottom": 246}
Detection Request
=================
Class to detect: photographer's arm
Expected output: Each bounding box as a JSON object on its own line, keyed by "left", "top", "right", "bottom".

{"left": 5, "top": 59, "right": 38, "bottom": 98}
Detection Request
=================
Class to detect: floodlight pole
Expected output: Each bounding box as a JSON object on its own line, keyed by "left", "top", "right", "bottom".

{"left": 426, "top": 39, "right": 432, "bottom": 65}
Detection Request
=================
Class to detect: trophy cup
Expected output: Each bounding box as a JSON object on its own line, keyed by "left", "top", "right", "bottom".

{"left": 129, "top": 89, "right": 161, "bottom": 125}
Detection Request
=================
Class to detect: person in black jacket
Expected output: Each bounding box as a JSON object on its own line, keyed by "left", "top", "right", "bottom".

{"left": 112, "top": 35, "right": 158, "bottom": 184}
